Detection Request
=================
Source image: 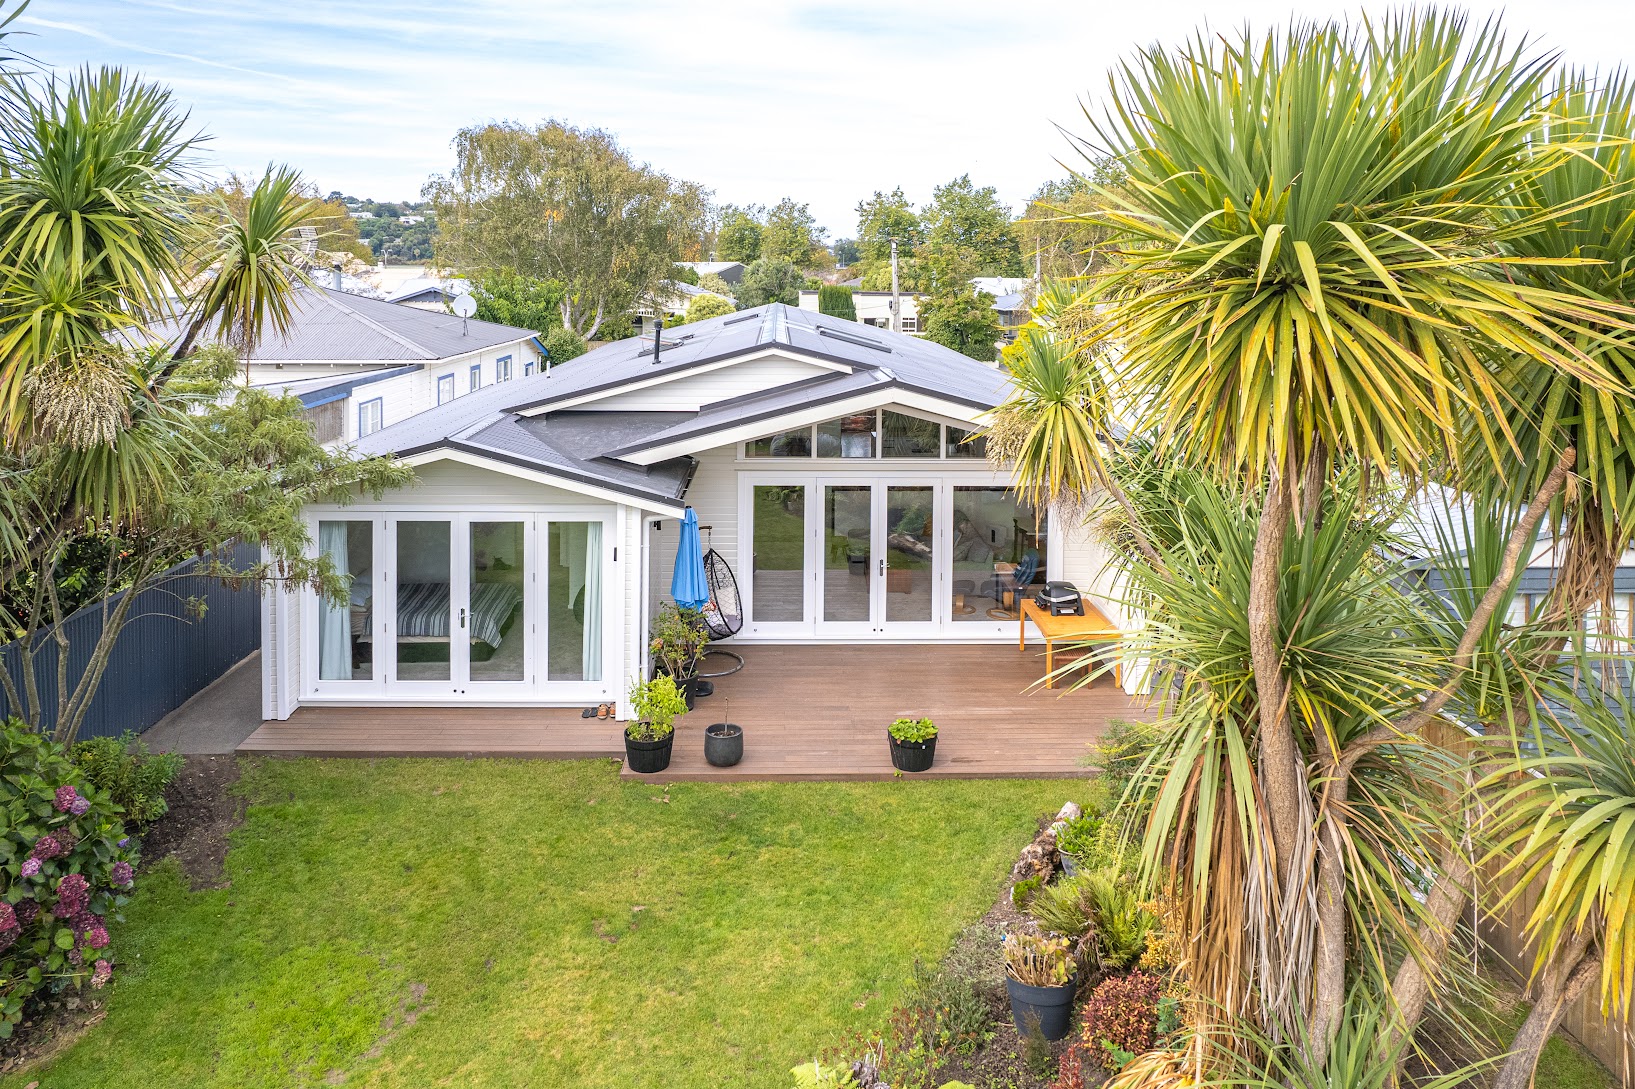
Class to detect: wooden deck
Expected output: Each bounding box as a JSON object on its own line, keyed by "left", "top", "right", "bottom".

{"left": 239, "top": 644, "right": 1142, "bottom": 780}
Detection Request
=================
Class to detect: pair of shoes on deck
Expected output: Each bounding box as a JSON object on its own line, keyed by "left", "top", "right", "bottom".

{"left": 580, "top": 703, "right": 616, "bottom": 719}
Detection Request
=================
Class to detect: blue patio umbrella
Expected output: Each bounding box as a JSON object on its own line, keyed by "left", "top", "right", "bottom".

{"left": 671, "top": 507, "right": 709, "bottom": 611}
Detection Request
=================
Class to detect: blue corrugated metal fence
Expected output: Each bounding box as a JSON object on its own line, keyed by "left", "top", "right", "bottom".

{"left": 0, "top": 541, "right": 261, "bottom": 738}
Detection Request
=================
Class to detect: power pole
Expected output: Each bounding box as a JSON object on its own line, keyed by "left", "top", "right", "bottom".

{"left": 889, "top": 237, "right": 901, "bottom": 334}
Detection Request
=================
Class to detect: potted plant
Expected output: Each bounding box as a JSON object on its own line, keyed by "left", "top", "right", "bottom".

{"left": 1055, "top": 814, "right": 1100, "bottom": 878}
{"left": 625, "top": 674, "right": 688, "bottom": 774}
{"left": 1003, "top": 932, "right": 1078, "bottom": 1041}
{"left": 650, "top": 603, "right": 708, "bottom": 709}
{"left": 887, "top": 716, "right": 937, "bottom": 773}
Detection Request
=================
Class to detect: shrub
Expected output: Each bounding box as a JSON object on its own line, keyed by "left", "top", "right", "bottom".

{"left": 679, "top": 293, "right": 735, "bottom": 324}
{"left": 1028, "top": 873, "right": 1094, "bottom": 939}
{"left": 542, "top": 325, "right": 587, "bottom": 363}
{"left": 1082, "top": 870, "right": 1153, "bottom": 970}
{"left": 649, "top": 602, "right": 708, "bottom": 678}
{"left": 942, "top": 922, "right": 1006, "bottom": 999}
{"left": 1054, "top": 814, "right": 1101, "bottom": 864}
{"left": 1010, "top": 874, "right": 1044, "bottom": 910}
{"left": 69, "top": 732, "right": 183, "bottom": 825}
{"left": 0, "top": 718, "right": 138, "bottom": 1035}
{"left": 627, "top": 675, "right": 687, "bottom": 741}
{"left": 1050, "top": 1042, "right": 1094, "bottom": 1089}
{"left": 907, "top": 959, "right": 993, "bottom": 1056}
{"left": 817, "top": 284, "right": 857, "bottom": 321}
{"left": 1078, "top": 971, "right": 1162, "bottom": 1069}
{"left": 888, "top": 717, "right": 936, "bottom": 743}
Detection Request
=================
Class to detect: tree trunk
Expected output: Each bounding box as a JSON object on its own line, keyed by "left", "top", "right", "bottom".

{"left": 1388, "top": 841, "right": 1474, "bottom": 1052}
{"left": 1308, "top": 816, "right": 1349, "bottom": 1062}
{"left": 1492, "top": 928, "right": 1598, "bottom": 1089}
{"left": 1249, "top": 464, "right": 1303, "bottom": 881}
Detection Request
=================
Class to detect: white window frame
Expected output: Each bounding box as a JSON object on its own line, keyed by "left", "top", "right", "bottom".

{"left": 740, "top": 408, "right": 986, "bottom": 463}
{"left": 437, "top": 374, "right": 456, "bottom": 404}
{"left": 497, "top": 355, "right": 514, "bottom": 382}
{"left": 469, "top": 363, "right": 482, "bottom": 392}
{"left": 357, "top": 397, "right": 383, "bottom": 438}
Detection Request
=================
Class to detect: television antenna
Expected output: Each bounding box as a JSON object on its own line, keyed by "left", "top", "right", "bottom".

{"left": 292, "top": 225, "right": 319, "bottom": 259}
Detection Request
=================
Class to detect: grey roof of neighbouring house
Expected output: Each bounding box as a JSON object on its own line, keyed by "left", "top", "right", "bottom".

{"left": 352, "top": 302, "right": 1012, "bottom": 508}
{"left": 142, "top": 286, "right": 538, "bottom": 363}
{"left": 252, "top": 364, "right": 423, "bottom": 408}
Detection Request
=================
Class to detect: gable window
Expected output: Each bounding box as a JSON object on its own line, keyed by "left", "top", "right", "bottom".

{"left": 437, "top": 374, "right": 455, "bottom": 404}
{"left": 745, "top": 427, "right": 812, "bottom": 458}
{"left": 469, "top": 363, "right": 482, "bottom": 392}
{"left": 357, "top": 397, "right": 383, "bottom": 437}
{"left": 880, "top": 411, "right": 939, "bottom": 457}
{"left": 497, "top": 355, "right": 513, "bottom": 382}
{"left": 817, "top": 413, "right": 876, "bottom": 458}
{"left": 524, "top": 359, "right": 535, "bottom": 376}
{"left": 945, "top": 425, "right": 987, "bottom": 459}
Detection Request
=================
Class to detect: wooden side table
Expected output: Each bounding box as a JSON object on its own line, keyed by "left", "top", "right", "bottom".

{"left": 1019, "top": 598, "right": 1124, "bottom": 688}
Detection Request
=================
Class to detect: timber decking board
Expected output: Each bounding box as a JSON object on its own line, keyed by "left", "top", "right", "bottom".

{"left": 239, "top": 644, "right": 1142, "bottom": 779}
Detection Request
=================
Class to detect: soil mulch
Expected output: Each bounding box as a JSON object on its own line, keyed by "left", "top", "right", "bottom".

{"left": 139, "top": 754, "right": 247, "bottom": 890}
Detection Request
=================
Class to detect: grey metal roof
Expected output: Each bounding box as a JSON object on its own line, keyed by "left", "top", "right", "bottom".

{"left": 353, "top": 302, "right": 1012, "bottom": 507}
{"left": 253, "top": 364, "right": 422, "bottom": 408}
{"left": 145, "top": 286, "right": 537, "bottom": 363}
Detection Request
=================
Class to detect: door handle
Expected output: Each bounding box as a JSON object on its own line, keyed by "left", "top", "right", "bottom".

{"left": 459, "top": 607, "right": 467, "bottom": 629}
{"left": 878, "top": 558, "right": 885, "bottom": 576}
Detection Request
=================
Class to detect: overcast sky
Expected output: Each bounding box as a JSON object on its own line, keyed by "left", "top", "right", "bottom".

{"left": 21, "top": 1, "right": 1635, "bottom": 239}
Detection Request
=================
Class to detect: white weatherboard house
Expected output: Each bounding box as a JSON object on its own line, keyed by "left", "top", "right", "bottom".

{"left": 172, "top": 284, "right": 544, "bottom": 445}
{"left": 260, "top": 303, "right": 1127, "bottom": 722}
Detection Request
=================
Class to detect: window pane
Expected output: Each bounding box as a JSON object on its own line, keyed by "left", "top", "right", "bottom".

{"left": 886, "top": 486, "right": 935, "bottom": 621}
{"left": 881, "top": 411, "right": 939, "bottom": 457}
{"left": 752, "top": 485, "right": 805, "bottom": 622}
{"left": 745, "top": 428, "right": 812, "bottom": 457}
{"left": 946, "top": 426, "right": 988, "bottom": 459}
{"left": 548, "top": 521, "right": 602, "bottom": 681}
{"left": 823, "top": 486, "right": 871, "bottom": 622}
{"left": 396, "top": 520, "right": 451, "bottom": 679}
{"left": 318, "top": 520, "right": 372, "bottom": 680}
{"left": 817, "top": 412, "right": 876, "bottom": 458}
{"left": 950, "top": 489, "right": 1046, "bottom": 622}
{"left": 470, "top": 522, "right": 525, "bottom": 682}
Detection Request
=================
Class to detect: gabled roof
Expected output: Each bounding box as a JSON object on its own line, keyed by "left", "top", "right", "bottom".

{"left": 145, "top": 286, "right": 536, "bottom": 363}
{"left": 353, "top": 302, "right": 1012, "bottom": 508}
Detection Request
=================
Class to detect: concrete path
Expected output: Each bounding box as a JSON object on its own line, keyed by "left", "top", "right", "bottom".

{"left": 143, "top": 652, "right": 262, "bottom": 755}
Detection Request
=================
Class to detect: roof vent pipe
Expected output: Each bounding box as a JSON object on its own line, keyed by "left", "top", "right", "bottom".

{"left": 329, "top": 263, "right": 342, "bottom": 291}
{"left": 652, "top": 317, "right": 663, "bottom": 365}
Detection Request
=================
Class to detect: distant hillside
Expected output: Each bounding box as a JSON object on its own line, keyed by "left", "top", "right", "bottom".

{"left": 327, "top": 193, "right": 436, "bottom": 263}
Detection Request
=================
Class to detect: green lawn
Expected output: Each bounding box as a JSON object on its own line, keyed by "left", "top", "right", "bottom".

{"left": 9, "top": 759, "right": 1071, "bottom": 1089}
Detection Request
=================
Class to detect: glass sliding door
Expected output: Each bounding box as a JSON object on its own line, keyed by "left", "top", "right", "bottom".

{"left": 317, "top": 519, "right": 376, "bottom": 685}
{"left": 750, "top": 484, "right": 807, "bottom": 625}
{"left": 823, "top": 485, "right": 872, "bottom": 624}
{"left": 950, "top": 488, "right": 1046, "bottom": 626}
{"left": 884, "top": 486, "right": 936, "bottom": 624}
{"left": 547, "top": 520, "right": 603, "bottom": 682}
{"left": 469, "top": 521, "right": 527, "bottom": 684}
{"left": 394, "top": 520, "right": 453, "bottom": 682}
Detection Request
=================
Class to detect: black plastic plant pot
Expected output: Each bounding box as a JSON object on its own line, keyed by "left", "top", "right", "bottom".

{"left": 624, "top": 729, "right": 674, "bottom": 774}
{"left": 680, "top": 672, "right": 699, "bottom": 710}
{"left": 704, "top": 722, "right": 743, "bottom": 767}
{"left": 888, "top": 732, "right": 936, "bottom": 773}
{"left": 1006, "top": 975, "right": 1078, "bottom": 1041}
{"left": 1059, "top": 852, "right": 1081, "bottom": 878}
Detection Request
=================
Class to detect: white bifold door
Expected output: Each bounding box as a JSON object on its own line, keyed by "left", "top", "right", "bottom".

{"left": 308, "top": 512, "right": 613, "bottom": 701}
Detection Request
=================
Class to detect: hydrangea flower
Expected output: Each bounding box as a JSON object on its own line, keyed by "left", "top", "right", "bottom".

{"left": 111, "top": 861, "right": 133, "bottom": 886}
{"left": 67, "top": 947, "right": 83, "bottom": 967}
{"left": 28, "top": 834, "right": 62, "bottom": 861}
{"left": 16, "top": 901, "right": 39, "bottom": 926}
{"left": 91, "top": 959, "right": 112, "bottom": 988}
{"left": 19, "top": 858, "right": 40, "bottom": 879}
{"left": 69, "top": 796, "right": 90, "bottom": 816}
{"left": 0, "top": 903, "right": 15, "bottom": 931}
{"left": 53, "top": 785, "right": 78, "bottom": 813}
{"left": 84, "top": 923, "right": 109, "bottom": 949}
{"left": 54, "top": 873, "right": 89, "bottom": 917}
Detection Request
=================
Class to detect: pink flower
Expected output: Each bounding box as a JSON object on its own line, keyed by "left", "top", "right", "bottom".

{"left": 110, "top": 861, "right": 133, "bottom": 887}
{"left": 90, "top": 959, "right": 111, "bottom": 988}
{"left": 54, "top": 873, "right": 89, "bottom": 917}
{"left": 28, "top": 835, "right": 62, "bottom": 862}
{"left": 0, "top": 903, "right": 14, "bottom": 931}
{"left": 53, "top": 785, "right": 78, "bottom": 813}
{"left": 19, "top": 859, "right": 40, "bottom": 879}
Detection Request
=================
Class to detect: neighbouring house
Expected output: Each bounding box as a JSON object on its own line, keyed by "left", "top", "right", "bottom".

{"left": 796, "top": 281, "right": 1033, "bottom": 344}
{"left": 386, "top": 275, "right": 471, "bottom": 311}
{"left": 147, "top": 281, "right": 543, "bottom": 444}
{"left": 632, "top": 280, "right": 736, "bottom": 335}
{"left": 261, "top": 302, "right": 1129, "bottom": 722}
{"left": 678, "top": 261, "right": 747, "bottom": 286}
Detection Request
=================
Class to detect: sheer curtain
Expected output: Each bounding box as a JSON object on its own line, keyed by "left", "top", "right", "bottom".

{"left": 580, "top": 522, "right": 602, "bottom": 681}
{"left": 318, "top": 521, "right": 352, "bottom": 680}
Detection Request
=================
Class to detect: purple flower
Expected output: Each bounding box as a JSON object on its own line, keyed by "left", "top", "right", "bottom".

{"left": 54, "top": 873, "right": 89, "bottom": 917}
{"left": 69, "top": 797, "right": 89, "bottom": 816}
{"left": 53, "top": 785, "right": 78, "bottom": 813}
{"left": 111, "top": 861, "right": 133, "bottom": 887}
{"left": 84, "top": 923, "right": 109, "bottom": 949}
{"left": 117, "top": 838, "right": 129, "bottom": 849}
{"left": 28, "top": 834, "right": 62, "bottom": 862}
{"left": 19, "top": 859, "right": 40, "bottom": 879}
{"left": 90, "top": 959, "right": 111, "bottom": 988}
{"left": 16, "top": 901, "right": 39, "bottom": 926}
{"left": 67, "top": 947, "right": 83, "bottom": 967}
{"left": 0, "top": 904, "right": 14, "bottom": 931}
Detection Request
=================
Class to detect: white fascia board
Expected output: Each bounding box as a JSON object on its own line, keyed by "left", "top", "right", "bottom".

{"left": 618, "top": 388, "right": 995, "bottom": 466}
{"left": 513, "top": 347, "right": 853, "bottom": 417}
{"left": 398, "top": 448, "right": 686, "bottom": 518}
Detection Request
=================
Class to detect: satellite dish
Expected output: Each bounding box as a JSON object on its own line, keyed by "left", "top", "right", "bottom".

{"left": 451, "top": 293, "right": 478, "bottom": 318}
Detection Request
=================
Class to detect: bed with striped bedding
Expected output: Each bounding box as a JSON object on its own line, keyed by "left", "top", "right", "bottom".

{"left": 361, "top": 582, "right": 522, "bottom": 648}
